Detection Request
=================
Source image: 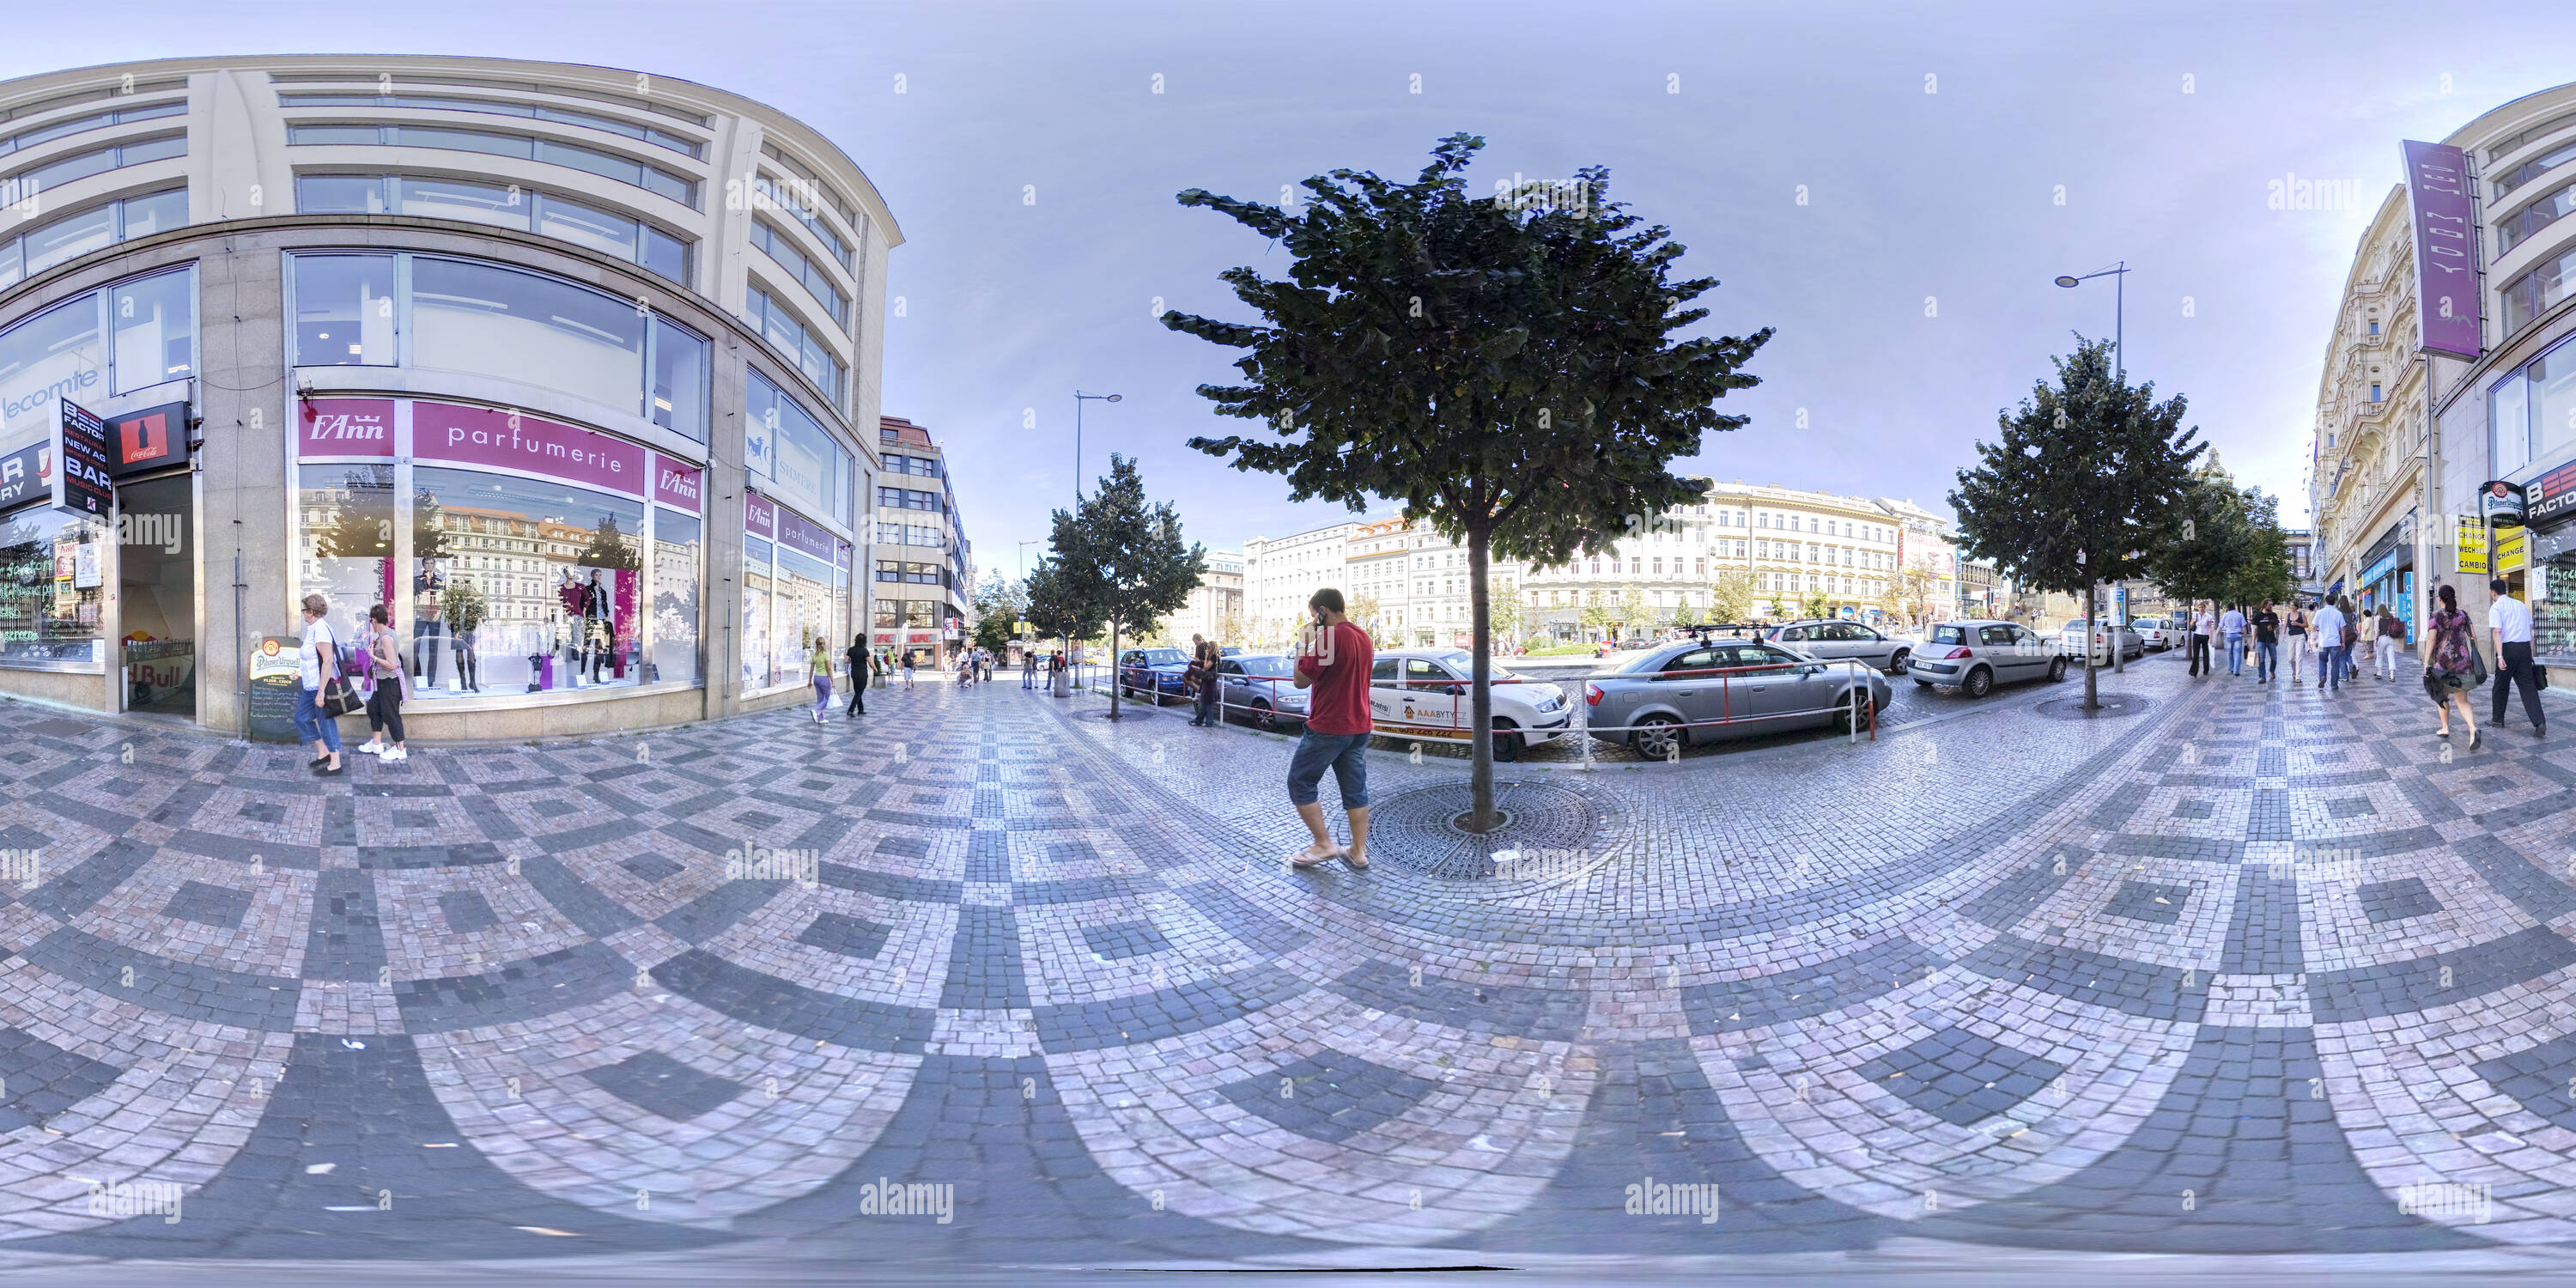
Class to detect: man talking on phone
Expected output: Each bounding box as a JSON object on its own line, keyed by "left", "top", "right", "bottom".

{"left": 1289, "top": 588, "right": 1373, "bottom": 871}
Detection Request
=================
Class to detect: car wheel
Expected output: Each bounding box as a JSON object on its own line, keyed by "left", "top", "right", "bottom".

{"left": 1632, "top": 714, "right": 1684, "bottom": 760}
{"left": 1251, "top": 699, "right": 1278, "bottom": 732}
{"left": 2048, "top": 656, "right": 2068, "bottom": 683}
{"left": 1832, "top": 691, "right": 1873, "bottom": 735}
{"left": 1963, "top": 665, "right": 1994, "bottom": 698}
{"left": 1886, "top": 647, "right": 1911, "bottom": 674}
{"left": 1491, "top": 720, "right": 1524, "bottom": 762}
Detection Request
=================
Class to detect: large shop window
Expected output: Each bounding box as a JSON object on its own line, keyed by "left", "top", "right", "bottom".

{"left": 742, "top": 534, "right": 774, "bottom": 690}
{"left": 292, "top": 463, "right": 397, "bottom": 656}
{"left": 0, "top": 507, "right": 108, "bottom": 669}
{"left": 0, "top": 265, "right": 195, "bottom": 449}
{"left": 2490, "top": 333, "right": 2576, "bottom": 477}
{"left": 294, "top": 173, "right": 693, "bottom": 288}
{"left": 652, "top": 507, "right": 702, "bottom": 689}
{"left": 285, "top": 252, "right": 708, "bottom": 441}
{"left": 744, "top": 371, "right": 850, "bottom": 525}
{"left": 408, "top": 466, "right": 644, "bottom": 698}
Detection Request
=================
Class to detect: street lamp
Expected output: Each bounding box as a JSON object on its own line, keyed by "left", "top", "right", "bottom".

{"left": 1073, "top": 391, "right": 1121, "bottom": 501}
{"left": 2058, "top": 261, "right": 2130, "bottom": 671}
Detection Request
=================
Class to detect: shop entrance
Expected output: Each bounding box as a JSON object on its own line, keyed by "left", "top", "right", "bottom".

{"left": 118, "top": 471, "right": 197, "bottom": 719}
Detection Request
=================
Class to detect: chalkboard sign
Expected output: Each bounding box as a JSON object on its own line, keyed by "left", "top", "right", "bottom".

{"left": 247, "top": 635, "right": 303, "bottom": 742}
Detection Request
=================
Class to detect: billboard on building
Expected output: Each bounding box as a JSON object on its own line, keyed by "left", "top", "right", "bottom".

{"left": 2400, "top": 140, "right": 2482, "bottom": 361}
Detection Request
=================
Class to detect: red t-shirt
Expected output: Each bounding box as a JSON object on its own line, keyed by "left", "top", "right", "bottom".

{"left": 1297, "top": 621, "right": 1375, "bottom": 735}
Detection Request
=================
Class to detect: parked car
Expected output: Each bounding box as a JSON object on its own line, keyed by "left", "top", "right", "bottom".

{"left": 1215, "top": 653, "right": 1308, "bottom": 730}
{"left": 1765, "top": 620, "right": 1918, "bottom": 674}
{"left": 1116, "top": 647, "right": 1193, "bottom": 702}
{"left": 1586, "top": 636, "right": 1894, "bottom": 757}
{"left": 1368, "top": 649, "right": 1571, "bottom": 762}
{"left": 2129, "top": 615, "right": 2184, "bottom": 652}
{"left": 2057, "top": 618, "right": 2145, "bottom": 663}
{"left": 1909, "top": 619, "right": 2067, "bottom": 697}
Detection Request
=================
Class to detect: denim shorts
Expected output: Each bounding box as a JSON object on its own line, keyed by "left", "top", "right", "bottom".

{"left": 1286, "top": 731, "right": 1370, "bottom": 808}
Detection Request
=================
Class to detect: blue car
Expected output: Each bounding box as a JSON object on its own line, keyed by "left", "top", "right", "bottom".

{"left": 1117, "top": 647, "right": 1192, "bottom": 703}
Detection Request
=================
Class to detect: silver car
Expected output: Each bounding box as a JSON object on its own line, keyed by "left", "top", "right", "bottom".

{"left": 1215, "top": 653, "right": 1308, "bottom": 730}
{"left": 2129, "top": 615, "right": 2184, "bottom": 652}
{"left": 1909, "top": 619, "right": 2067, "bottom": 697}
{"left": 2057, "top": 618, "right": 2145, "bottom": 664}
{"left": 1585, "top": 637, "right": 1895, "bottom": 758}
{"left": 1766, "top": 620, "right": 1918, "bottom": 674}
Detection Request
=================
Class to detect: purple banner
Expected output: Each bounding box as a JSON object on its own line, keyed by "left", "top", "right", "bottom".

{"left": 413, "top": 402, "right": 647, "bottom": 496}
{"left": 2402, "top": 140, "right": 2482, "bottom": 361}
{"left": 652, "top": 453, "right": 703, "bottom": 513}
{"left": 776, "top": 505, "right": 836, "bottom": 562}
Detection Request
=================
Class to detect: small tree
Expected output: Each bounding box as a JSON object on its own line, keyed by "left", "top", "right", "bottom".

{"left": 1618, "top": 586, "right": 1650, "bottom": 641}
{"left": 1045, "top": 455, "right": 1206, "bottom": 719}
{"left": 1952, "top": 337, "right": 2203, "bottom": 708}
{"left": 1162, "top": 132, "right": 1770, "bottom": 829}
{"left": 1801, "top": 587, "right": 1832, "bottom": 620}
{"left": 1579, "top": 592, "right": 1615, "bottom": 642}
{"left": 1026, "top": 555, "right": 1101, "bottom": 674}
{"left": 1708, "top": 569, "right": 1755, "bottom": 624}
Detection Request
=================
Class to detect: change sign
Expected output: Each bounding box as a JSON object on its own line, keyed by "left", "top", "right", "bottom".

{"left": 56, "top": 400, "right": 114, "bottom": 517}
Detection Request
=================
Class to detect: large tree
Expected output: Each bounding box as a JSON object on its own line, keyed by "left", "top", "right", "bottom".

{"left": 1952, "top": 337, "right": 2204, "bottom": 708}
{"left": 1162, "top": 134, "right": 1770, "bottom": 829}
{"left": 1044, "top": 455, "right": 1206, "bottom": 719}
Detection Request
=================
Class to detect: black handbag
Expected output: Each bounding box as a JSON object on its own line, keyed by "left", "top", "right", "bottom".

{"left": 316, "top": 639, "right": 362, "bottom": 718}
{"left": 2471, "top": 645, "right": 2489, "bottom": 688}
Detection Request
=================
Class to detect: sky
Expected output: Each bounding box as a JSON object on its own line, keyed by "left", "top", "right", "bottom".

{"left": 13, "top": 0, "right": 2576, "bottom": 575}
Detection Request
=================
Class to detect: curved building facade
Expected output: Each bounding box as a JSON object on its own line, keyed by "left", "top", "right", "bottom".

{"left": 0, "top": 55, "right": 900, "bottom": 737}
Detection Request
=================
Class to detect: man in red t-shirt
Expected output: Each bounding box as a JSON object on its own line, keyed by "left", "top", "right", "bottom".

{"left": 1289, "top": 587, "right": 1374, "bottom": 871}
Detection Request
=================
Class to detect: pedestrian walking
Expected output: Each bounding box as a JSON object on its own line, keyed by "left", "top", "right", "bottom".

{"left": 1287, "top": 589, "right": 1373, "bottom": 872}
{"left": 2252, "top": 599, "right": 2280, "bottom": 683}
{"left": 845, "top": 634, "right": 868, "bottom": 718}
{"left": 2189, "top": 602, "right": 2216, "bottom": 677}
{"left": 294, "top": 593, "right": 346, "bottom": 775}
{"left": 2286, "top": 602, "right": 2310, "bottom": 680}
{"left": 2375, "top": 608, "right": 2406, "bottom": 683}
{"left": 2425, "top": 584, "right": 2482, "bottom": 748}
{"left": 1023, "top": 648, "right": 1036, "bottom": 690}
{"left": 354, "top": 603, "right": 411, "bottom": 762}
{"left": 2220, "top": 603, "right": 2247, "bottom": 677}
{"left": 2314, "top": 596, "right": 2348, "bottom": 695}
{"left": 809, "top": 637, "right": 834, "bottom": 723}
{"left": 2489, "top": 578, "right": 2548, "bottom": 738}
{"left": 1052, "top": 650, "right": 1069, "bottom": 697}
{"left": 1186, "top": 634, "right": 1221, "bottom": 726}
{"left": 957, "top": 653, "right": 974, "bottom": 689}
{"left": 2338, "top": 595, "right": 2361, "bottom": 689}
{"left": 902, "top": 653, "right": 915, "bottom": 684}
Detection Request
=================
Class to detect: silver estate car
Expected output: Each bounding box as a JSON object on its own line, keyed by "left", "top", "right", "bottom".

{"left": 1214, "top": 653, "right": 1309, "bottom": 730}
{"left": 1585, "top": 636, "right": 1895, "bottom": 758}
{"left": 1909, "top": 619, "right": 2067, "bottom": 697}
{"left": 1766, "top": 620, "right": 1918, "bottom": 674}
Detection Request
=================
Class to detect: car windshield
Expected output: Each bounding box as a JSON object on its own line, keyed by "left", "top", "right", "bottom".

{"left": 1138, "top": 648, "right": 1185, "bottom": 665}
{"left": 1930, "top": 625, "right": 1968, "bottom": 645}
{"left": 1613, "top": 649, "right": 1677, "bottom": 675}
{"left": 1430, "top": 649, "right": 1518, "bottom": 681}
{"left": 1235, "top": 655, "right": 1294, "bottom": 677}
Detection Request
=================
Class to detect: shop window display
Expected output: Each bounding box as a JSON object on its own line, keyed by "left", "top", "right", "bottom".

{"left": 774, "top": 544, "right": 832, "bottom": 683}
{"left": 0, "top": 506, "right": 108, "bottom": 667}
{"left": 743, "top": 534, "right": 774, "bottom": 690}
{"left": 410, "top": 465, "right": 642, "bottom": 697}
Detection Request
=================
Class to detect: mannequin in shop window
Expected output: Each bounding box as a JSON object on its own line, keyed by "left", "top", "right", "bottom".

{"left": 584, "top": 568, "right": 611, "bottom": 683}
{"left": 413, "top": 562, "right": 447, "bottom": 690}
{"left": 556, "top": 569, "right": 586, "bottom": 688}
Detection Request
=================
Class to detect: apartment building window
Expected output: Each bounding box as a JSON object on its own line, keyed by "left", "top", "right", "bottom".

{"left": 2370, "top": 383, "right": 2382, "bottom": 402}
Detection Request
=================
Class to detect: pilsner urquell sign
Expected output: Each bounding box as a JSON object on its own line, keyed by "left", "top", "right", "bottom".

{"left": 2401, "top": 140, "right": 2481, "bottom": 361}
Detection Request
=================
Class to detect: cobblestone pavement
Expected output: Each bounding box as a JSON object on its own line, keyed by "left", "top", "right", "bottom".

{"left": 3, "top": 650, "right": 2576, "bottom": 1279}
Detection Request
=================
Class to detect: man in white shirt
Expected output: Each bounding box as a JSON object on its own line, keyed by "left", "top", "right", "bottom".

{"left": 2313, "top": 598, "right": 2348, "bottom": 695}
{"left": 2489, "top": 578, "right": 2547, "bottom": 738}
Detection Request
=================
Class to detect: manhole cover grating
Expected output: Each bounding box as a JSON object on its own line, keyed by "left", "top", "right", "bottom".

{"left": 2033, "top": 694, "right": 2154, "bottom": 720}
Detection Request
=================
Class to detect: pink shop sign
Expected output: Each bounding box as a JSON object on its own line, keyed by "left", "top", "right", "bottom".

{"left": 296, "top": 398, "right": 394, "bottom": 458}
{"left": 653, "top": 453, "right": 704, "bottom": 513}
{"left": 412, "top": 401, "right": 645, "bottom": 496}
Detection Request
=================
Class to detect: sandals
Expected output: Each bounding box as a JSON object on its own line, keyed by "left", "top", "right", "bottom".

{"left": 1290, "top": 847, "right": 1368, "bottom": 872}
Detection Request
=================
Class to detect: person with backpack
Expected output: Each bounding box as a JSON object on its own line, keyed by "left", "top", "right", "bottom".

{"left": 2424, "top": 583, "right": 2481, "bottom": 747}
{"left": 295, "top": 593, "right": 347, "bottom": 775}
{"left": 354, "top": 602, "right": 412, "bottom": 762}
{"left": 2375, "top": 607, "right": 2407, "bottom": 683}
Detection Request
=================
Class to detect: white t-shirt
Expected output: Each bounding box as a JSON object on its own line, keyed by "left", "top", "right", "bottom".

{"left": 2193, "top": 612, "right": 2216, "bottom": 636}
{"left": 300, "top": 618, "right": 337, "bottom": 690}
{"left": 2491, "top": 595, "right": 2535, "bottom": 645}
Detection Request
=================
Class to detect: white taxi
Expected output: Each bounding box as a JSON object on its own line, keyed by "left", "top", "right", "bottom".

{"left": 1366, "top": 648, "right": 1572, "bottom": 762}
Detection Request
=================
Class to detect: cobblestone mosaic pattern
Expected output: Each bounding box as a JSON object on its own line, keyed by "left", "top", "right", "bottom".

{"left": 1, "top": 656, "right": 2575, "bottom": 1271}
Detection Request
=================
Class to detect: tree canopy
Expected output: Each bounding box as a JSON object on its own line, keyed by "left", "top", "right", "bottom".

{"left": 1042, "top": 454, "right": 1206, "bottom": 718}
{"left": 1162, "top": 132, "right": 1770, "bottom": 825}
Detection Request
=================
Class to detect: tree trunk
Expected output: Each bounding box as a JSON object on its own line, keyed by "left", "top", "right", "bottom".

{"left": 1107, "top": 621, "right": 1121, "bottom": 719}
{"left": 1466, "top": 526, "right": 1497, "bottom": 832}
{"left": 2082, "top": 579, "right": 2099, "bottom": 709}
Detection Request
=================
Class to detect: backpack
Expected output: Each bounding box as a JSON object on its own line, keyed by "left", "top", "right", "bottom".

{"left": 2341, "top": 620, "right": 2359, "bottom": 647}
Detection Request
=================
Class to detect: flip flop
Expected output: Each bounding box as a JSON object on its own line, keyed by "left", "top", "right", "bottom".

{"left": 1290, "top": 848, "right": 1344, "bottom": 869}
{"left": 1342, "top": 853, "right": 1370, "bottom": 872}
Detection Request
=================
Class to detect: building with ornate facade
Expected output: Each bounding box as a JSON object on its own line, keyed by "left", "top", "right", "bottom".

{"left": 2310, "top": 185, "right": 2429, "bottom": 636}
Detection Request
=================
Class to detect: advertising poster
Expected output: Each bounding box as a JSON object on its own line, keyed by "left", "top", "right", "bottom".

{"left": 246, "top": 635, "right": 305, "bottom": 742}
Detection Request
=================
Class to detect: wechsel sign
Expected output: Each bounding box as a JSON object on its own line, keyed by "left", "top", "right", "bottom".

{"left": 2401, "top": 140, "right": 2482, "bottom": 361}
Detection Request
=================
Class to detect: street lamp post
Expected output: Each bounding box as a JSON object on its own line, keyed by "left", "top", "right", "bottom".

{"left": 2056, "top": 261, "right": 2130, "bottom": 672}
{"left": 1073, "top": 391, "right": 1121, "bottom": 501}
